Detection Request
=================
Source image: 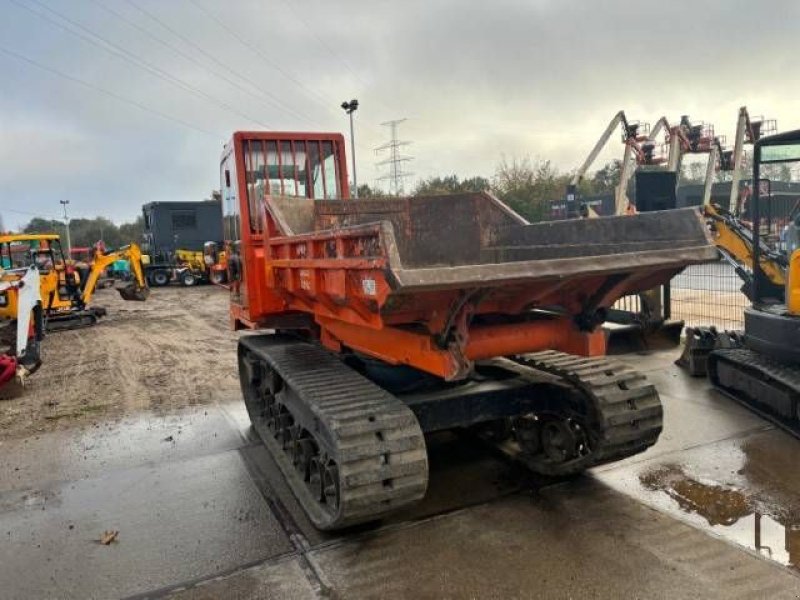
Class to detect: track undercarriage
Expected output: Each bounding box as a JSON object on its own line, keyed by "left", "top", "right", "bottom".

{"left": 44, "top": 307, "right": 107, "bottom": 332}
{"left": 709, "top": 348, "right": 800, "bottom": 439}
{"left": 239, "top": 335, "right": 663, "bottom": 530}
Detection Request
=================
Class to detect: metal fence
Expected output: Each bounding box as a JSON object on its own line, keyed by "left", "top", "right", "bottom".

{"left": 609, "top": 263, "right": 748, "bottom": 331}
{"left": 670, "top": 262, "right": 748, "bottom": 330}
{"left": 551, "top": 182, "right": 800, "bottom": 332}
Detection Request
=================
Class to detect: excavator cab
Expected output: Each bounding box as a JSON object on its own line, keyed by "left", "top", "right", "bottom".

{"left": 0, "top": 235, "right": 72, "bottom": 320}
{"left": 751, "top": 130, "right": 800, "bottom": 318}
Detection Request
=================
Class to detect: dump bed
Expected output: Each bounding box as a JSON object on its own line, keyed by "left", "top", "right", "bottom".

{"left": 265, "top": 191, "right": 715, "bottom": 296}
{"left": 262, "top": 192, "right": 716, "bottom": 379}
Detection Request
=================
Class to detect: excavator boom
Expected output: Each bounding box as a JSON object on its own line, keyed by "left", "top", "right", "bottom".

{"left": 83, "top": 243, "right": 150, "bottom": 304}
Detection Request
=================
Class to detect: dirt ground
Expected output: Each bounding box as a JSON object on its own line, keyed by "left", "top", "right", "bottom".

{"left": 0, "top": 285, "right": 240, "bottom": 439}
{"left": 0, "top": 285, "right": 749, "bottom": 438}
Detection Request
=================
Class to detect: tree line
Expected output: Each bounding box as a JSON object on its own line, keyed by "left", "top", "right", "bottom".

{"left": 358, "top": 158, "right": 624, "bottom": 222}
{"left": 21, "top": 216, "right": 145, "bottom": 250}
{"left": 361, "top": 156, "right": 797, "bottom": 222}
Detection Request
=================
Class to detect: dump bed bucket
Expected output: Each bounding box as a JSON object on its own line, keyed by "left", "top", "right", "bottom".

{"left": 263, "top": 192, "right": 716, "bottom": 379}
{"left": 267, "top": 191, "right": 715, "bottom": 296}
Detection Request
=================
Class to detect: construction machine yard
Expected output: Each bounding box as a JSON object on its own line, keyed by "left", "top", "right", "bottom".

{"left": 3, "top": 121, "right": 800, "bottom": 598}
{"left": 0, "top": 285, "right": 238, "bottom": 439}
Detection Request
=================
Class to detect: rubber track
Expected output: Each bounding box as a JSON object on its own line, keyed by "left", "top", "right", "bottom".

{"left": 511, "top": 351, "right": 663, "bottom": 475}
{"left": 45, "top": 311, "right": 98, "bottom": 332}
{"left": 709, "top": 348, "right": 800, "bottom": 440}
{"left": 240, "top": 335, "right": 428, "bottom": 530}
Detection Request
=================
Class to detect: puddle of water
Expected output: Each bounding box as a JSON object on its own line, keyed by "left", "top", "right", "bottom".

{"left": 640, "top": 463, "right": 800, "bottom": 571}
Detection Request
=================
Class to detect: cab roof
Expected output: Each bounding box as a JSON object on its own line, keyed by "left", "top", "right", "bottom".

{"left": 756, "top": 128, "right": 800, "bottom": 147}
{"left": 0, "top": 233, "right": 61, "bottom": 244}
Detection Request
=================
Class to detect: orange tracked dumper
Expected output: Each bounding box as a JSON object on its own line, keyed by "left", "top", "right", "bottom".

{"left": 224, "top": 131, "right": 718, "bottom": 530}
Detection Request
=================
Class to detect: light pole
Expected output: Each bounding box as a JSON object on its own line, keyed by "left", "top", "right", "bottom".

{"left": 341, "top": 99, "right": 359, "bottom": 198}
{"left": 59, "top": 199, "right": 71, "bottom": 255}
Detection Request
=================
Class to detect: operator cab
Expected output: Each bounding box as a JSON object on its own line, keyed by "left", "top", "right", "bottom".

{"left": 0, "top": 235, "right": 82, "bottom": 306}
{"left": 745, "top": 128, "right": 800, "bottom": 362}
{"left": 0, "top": 236, "right": 65, "bottom": 274}
{"left": 752, "top": 129, "right": 800, "bottom": 307}
{"left": 220, "top": 132, "right": 350, "bottom": 329}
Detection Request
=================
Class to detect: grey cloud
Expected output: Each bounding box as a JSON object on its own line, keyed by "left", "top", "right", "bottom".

{"left": 1, "top": 0, "right": 798, "bottom": 226}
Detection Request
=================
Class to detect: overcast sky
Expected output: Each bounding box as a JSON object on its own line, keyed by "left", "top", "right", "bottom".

{"left": 1, "top": 0, "right": 798, "bottom": 227}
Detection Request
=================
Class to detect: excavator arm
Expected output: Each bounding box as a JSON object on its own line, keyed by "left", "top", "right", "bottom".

{"left": 704, "top": 203, "right": 786, "bottom": 299}
{"left": 82, "top": 243, "right": 150, "bottom": 305}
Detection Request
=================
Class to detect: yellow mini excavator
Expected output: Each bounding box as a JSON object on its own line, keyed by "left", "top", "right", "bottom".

{"left": 678, "top": 128, "right": 800, "bottom": 437}
{"left": 0, "top": 234, "right": 149, "bottom": 331}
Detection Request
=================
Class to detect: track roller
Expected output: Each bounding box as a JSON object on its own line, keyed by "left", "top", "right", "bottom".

{"left": 508, "top": 351, "right": 663, "bottom": 476}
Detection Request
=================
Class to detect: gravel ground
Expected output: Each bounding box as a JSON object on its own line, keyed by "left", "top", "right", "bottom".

{"left": 0, "top": 285, "right": 239, "bottom": 439}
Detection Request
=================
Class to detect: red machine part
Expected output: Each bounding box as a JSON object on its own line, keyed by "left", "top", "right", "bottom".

{"left": 0, "top": 354, "right": 17, "bottom": 388}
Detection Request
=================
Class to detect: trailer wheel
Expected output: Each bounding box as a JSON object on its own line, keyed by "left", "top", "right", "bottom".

{"left": 149, "top": 270, "right": 170, "bottom": 287}
{"left": 180, "top": 271, "right": 198, "bottom": 287}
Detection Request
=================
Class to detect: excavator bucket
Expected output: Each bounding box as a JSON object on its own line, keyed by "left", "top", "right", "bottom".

{"left": 118, "top": 283, "right": 150, "bottom": 302}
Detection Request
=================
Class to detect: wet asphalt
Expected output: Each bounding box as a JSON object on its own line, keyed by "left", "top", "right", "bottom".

{"left": 1, "top": 347, "right": 799, "bottom": 599}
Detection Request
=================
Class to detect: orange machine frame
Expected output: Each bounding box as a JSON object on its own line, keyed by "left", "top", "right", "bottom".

{"left": 228, "top": 133, "right": 695, "bottom": 381}
{"left": 260, "top": 219, "right": 681, "bottom": 380}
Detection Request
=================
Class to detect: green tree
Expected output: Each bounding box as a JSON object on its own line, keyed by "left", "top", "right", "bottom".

{"left": 23, "top": 217, "right": 66, "bottom": 238}
{"left": 414, "top": 175, "right": 490, "bottom": 195}
{"left": 356, "top": 183, "right": 386, "bottom": 198}
{"left": 21, "top": 215, "right": 144, "bottom": 250}
{"left": 492, "top": 157, "right": 568, "bottom": 222}
{"left": 763, "top": 163, "right": 793, "bottom": 183}
{"left": 589, "top": 160, "right": 623, "bottom": 194}
{"left": 66, "top": 217, "right": 120, "bottom": 248}
{"left": 118, "top": 216, "right": 145, "bottom": 245}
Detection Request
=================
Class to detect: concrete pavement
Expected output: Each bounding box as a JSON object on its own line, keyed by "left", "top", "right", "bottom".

{"left": 1, "top": 348, "right": 799, "bottom": 599}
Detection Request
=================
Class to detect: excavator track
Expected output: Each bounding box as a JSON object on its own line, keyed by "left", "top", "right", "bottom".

{"left": 238, "top": 334, "right": 428, "bottom": 530}
{"left": 44, "top": 308, "right": 105, "bottom": 332}
{"left": 709, "top": 348, "right": 800, "bottom": 440}
{"left": 508, "top": 351, "right": 663, "bottom": 476}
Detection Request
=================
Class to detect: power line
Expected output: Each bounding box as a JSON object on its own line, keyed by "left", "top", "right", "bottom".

{"left": 9, "top": 0, "right": 274, "bottom": 130}
{"left": 187, "top": 0, "right": 341, "bottom": 116}
{"left": 277, "top": 0, "right": 400, "bottom": 118}
{"left": 0, "top": 206, "right": 62, "bottom": 219}
{"left": 186, "top": 0, "right": 382, "bottom": 147}
{"left": 119, "top": 0, "right": 319, "bottom": 128}
{"left": 0, "top": 44, "right": 222, "bottom": 138}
